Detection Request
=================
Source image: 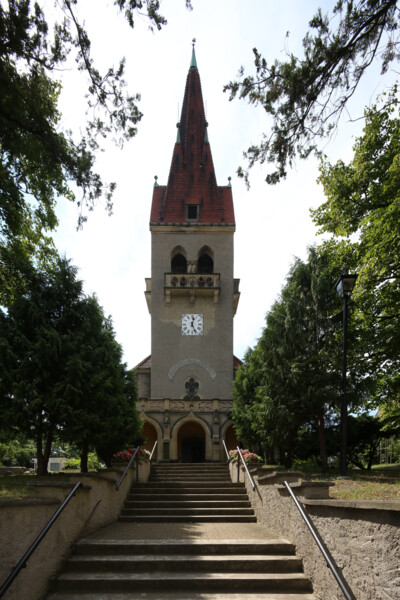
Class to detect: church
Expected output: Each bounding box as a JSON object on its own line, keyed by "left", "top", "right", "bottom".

{"left": 135, "top": 45, "right": 241, "bottom": 462}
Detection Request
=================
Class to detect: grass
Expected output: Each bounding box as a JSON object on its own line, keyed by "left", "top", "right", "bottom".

{"left": 0, "top": 474, "right": 37, "bottom": 500}
{"left": 0, "top": 472, "right": 75, "bottom": 500}
{"left": 330, "top": 477, "right": 400, "bottom": 501}
{"left": 260, "top": 463, "right": 400, "bottom": 502}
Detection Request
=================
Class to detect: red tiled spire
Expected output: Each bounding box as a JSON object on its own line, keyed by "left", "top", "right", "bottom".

{"left": 150, "top": 47, "right": 235, "bottom": 225}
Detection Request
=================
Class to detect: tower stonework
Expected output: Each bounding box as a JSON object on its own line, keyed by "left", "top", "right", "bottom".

{"left": 136, "top": 48, "right": 240, "bottom": 462}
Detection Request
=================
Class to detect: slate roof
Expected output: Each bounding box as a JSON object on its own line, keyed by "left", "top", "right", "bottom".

{"left": 150, "top": 49, "right": 235, "bottom": 226}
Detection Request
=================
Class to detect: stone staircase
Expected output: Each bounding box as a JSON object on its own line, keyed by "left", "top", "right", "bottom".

{"left": 120, "top": 462, "right": 256, "bottom": 522}
{"left": 46, "top": 462, "right": 316, "bottom": 599}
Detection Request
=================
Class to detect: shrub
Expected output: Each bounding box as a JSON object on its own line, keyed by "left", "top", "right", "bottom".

{"left": 229, "top": 449, "right": 263, "bottom": 464}
{"left": 63, "top": 457, "right": 80, "bottom": 470}
{"left": 112, "top": 447, "right": 150, "bottom": 464}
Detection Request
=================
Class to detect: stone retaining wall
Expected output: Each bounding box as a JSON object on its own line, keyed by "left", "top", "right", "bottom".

{"left": 229, "top": 462, "right": 400, "bottom": 600}
{"left": 0, "top": 461, "right": 150, "bottom": 600}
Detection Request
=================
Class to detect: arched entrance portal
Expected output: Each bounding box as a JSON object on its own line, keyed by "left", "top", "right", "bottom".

{"left": 224, "top": 423, "right": 240, "bottom": 453}
{"left": 141, "top": 421, "right": 158, "bottom": 460}
{"left": 178, "top": 422, "right": 205, "bottom": 463}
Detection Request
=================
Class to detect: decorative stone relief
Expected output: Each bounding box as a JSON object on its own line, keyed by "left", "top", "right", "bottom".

{"left": 194, "top": 401, "right": 213, "bottom": 411}
{"left": 218, "top": 401, "right": 233, "bottom": 410}
{"left": 168, "top": 358, "right": 216, "bottom": 380}
{"left": 144, "top": 400, "right": 165, "bottom": 411}
{"left": 171, "top": 401, "right": 186, "bottom": 410}
{"left": 184, "top": 377, "right": 200, "bottom": 400}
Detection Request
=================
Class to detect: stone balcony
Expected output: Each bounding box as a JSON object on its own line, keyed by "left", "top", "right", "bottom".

{"left": 164, "top": 272, "right": 221, "bottom": 305}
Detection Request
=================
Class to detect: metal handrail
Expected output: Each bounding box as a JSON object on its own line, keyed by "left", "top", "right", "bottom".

{"left": 284, "top": 481, "right": 356, "bottom": 600}
{"left": 0, "top": 481, "right": 83, "bottom": 599}
{"left": 236, "top": 446, "right": 256, "bottom": 491}
{"left": 149, "top": 440, "right": 158, "bottom": 461}
{"left": 115, "top": 445, "right": 140, "bottom": 491}
{"left": 222, "top": 439, "right": 230, "bottom": 461}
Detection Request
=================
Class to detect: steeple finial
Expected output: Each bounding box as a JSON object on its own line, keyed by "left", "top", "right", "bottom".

{"left": 191, "top": 38, "right": 197, "bottom": 69}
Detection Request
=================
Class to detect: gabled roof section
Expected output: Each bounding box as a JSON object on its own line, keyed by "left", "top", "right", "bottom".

{"left": 150, "top": 47, "right": 235, "bottom": 226}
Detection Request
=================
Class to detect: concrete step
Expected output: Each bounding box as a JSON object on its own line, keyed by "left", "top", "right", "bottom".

{"left": 124, "top": 500, "right": 251, "bottom": 508}
{"left": 73, "top": 539, "right": 298, "bottom": 556}
{"left": 52, "top": 571, "right": 312, "bottom": 593}
{"left": 131, "top": 482, "right": 243, "bottom": 489}
{"left": 149, "top": 476, "right": 231, "bottom": 481}
{"left": 47, "top": 593, "right": 317, "bottom": 600}
{"left": 65, "top": 554, "right": 303, "bottom": 573}
{"left": 127, "top": 493, "right": 248, "bottom": 501}
{"left": 150, "top": 467, "right": 229, "bottom": 472}
{"left": 151, "top": 463, "right": 227, "bottom": 468}
{"left": 120, "top": 507, "right": 255, "bottom": 516}
{"left": 118, "top": 515, "right": 258, "bottom": 522}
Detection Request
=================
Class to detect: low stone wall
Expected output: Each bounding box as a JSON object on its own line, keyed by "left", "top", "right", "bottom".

{"left": 0, "top": 461, "right": 150, "bottom": 600}
{"left": 229, "top": 462, "right": 400, "bottom": 600}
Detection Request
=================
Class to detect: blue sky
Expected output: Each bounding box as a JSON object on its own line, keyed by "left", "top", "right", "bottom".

{"left": 51, "top": 1, "right": 395, "bottom": 368}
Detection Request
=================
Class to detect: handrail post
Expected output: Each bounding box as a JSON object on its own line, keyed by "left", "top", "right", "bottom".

{"left": 222, "top": 439, "right": 229, "bottom": 461}
{"left": 0, "top": 481, "right": 83, "bottom": 599}
{"left": 284, "top": 481, "right": 356, "bottom": 600}
{"left": 149, "top": 440, "right": 158, "bottom": 461}
{"left": 135, "top": 452, "right": 139, "bottom": 483}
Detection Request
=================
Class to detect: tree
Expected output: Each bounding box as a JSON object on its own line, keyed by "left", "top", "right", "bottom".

{"left": 232, "top": 346, "right": 270, "bottom": 457}
{"left": 0, "top": 257, "right": 141, "bottom": 474}
{"left": 347, "top": 413, "right": 396, "bottom": 469}
{"left": 0, "top": 258, "right": 85, "bottom": 473}
{"left": 59, "top": 295, "right": 142, "bottom": 472}
{"left": 313, "top": 92, "right": 400, "bottom": 418}
{"left": 233, "top": 242, "right": 367, "bottom": 468}
{"left": 224, "top": 0, "right": 400, "bottom": 185}
{"left": 0, "top": 0, "right": 191, "bottom": 305}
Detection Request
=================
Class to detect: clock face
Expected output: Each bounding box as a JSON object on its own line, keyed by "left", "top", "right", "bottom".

{"left": 181, "top": 313, "right": 203, "bottom": 336}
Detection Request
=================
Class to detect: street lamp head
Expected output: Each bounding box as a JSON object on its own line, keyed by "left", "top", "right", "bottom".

{"left": 334, "top": 273, "right": 358, "bottom": 298}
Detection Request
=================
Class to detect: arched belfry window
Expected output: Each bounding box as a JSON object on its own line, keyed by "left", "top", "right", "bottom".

{"left": 171, "top": 247, "right": 187, "bottom": 274}
{"left": 198, "top": 247, "right": 214, "bottom": 274}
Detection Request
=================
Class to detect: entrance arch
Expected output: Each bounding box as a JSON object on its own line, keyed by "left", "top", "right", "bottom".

{"left": 223, "top": 423, "right": 240, "bottom": 453}
{"left": 141, "top": 420, "right": 160, "bottom": 460}
{"left": 178, "top": 421, "right": 205, "bottom": 462}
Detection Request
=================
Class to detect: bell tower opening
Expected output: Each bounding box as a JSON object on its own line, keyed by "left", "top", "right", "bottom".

{"left": 177, "top": 421, "right": 206, "bottom": 463}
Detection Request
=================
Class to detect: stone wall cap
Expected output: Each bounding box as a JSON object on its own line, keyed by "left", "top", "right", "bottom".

{"left": 60, "top": 472, "right": 118, "bottom": 485}
{"left": 27, "top": 481, "right": 91, "bottom": 491}
{"left": 303, "top": 498, "right": 400, "bottom": 512}
{"left": 258, "top": 471, "right": 303, "bottom": 483}
{"left": 278, "top": 481, "right": 334, "bottom": 489}
{"left": 0, "top": 498, "right": 60, "bottom": 506}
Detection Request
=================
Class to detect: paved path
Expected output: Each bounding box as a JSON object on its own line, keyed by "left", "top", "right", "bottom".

{"left": 87, "top": 521, "right": 280, "bottom": 541}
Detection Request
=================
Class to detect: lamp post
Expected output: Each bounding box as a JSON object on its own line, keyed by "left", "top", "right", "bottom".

{"left": 334, "top": 273, "right": 358, "bottom": 477}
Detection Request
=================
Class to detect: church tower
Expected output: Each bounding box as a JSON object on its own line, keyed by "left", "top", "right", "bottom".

{"left": 137, "top": 46, "right": 240, "bottom": 462}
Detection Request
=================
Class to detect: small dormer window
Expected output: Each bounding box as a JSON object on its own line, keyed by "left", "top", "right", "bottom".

{"left": 187, "top": 205, "right": 199, "bottom": 220}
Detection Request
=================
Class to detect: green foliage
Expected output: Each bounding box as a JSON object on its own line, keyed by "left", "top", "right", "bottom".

{"left": 313, "top": 91, "right": 400, "bottom": 420}
{"left": 62, "top": 457, "right": 80, "bottom": 470}
{"left": 0, "top": 0, "right": 174, "bottom": 305}
{"left": 232, "top": 243, "right": 370, "bottom": 468}
{"left": 0, "top": 256, "right": 141, "bottom": 474}
{"left": 347, "top": 413, "right": 396, "bottom": 470}
{"left": 63, "top": 452, "right": 100, "bottom": 470}
{"left": 224, "top": 0, "right": 400, "bottom": 185}
{"left": 0, "top": 438, "right": 35, "bottom": 467}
